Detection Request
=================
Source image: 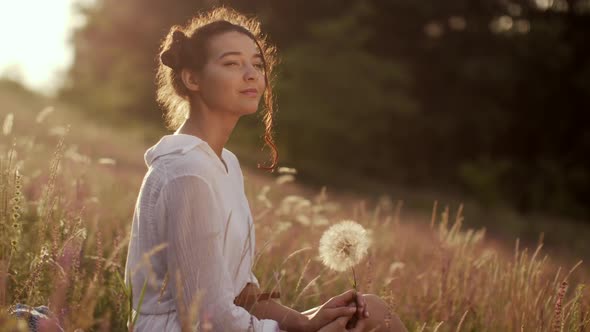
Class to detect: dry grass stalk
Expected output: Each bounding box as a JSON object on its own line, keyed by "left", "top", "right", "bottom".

{"left": 1, "top": 116, "right": 589, "bottom": 331}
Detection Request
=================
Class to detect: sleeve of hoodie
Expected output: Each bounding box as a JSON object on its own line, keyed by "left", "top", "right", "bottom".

{"left": 232, "top": 153, "right": 263, "bottom": 290}
{"left": 163, "top": 175, "right": 279, "bottom": 331}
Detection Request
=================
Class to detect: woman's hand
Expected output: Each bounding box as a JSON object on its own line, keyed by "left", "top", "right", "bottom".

{"left": 317, "top": 315, "right": 366, "bottom": 332}
{"left": 303, "top": 289, "right": 369, "bottom": 332}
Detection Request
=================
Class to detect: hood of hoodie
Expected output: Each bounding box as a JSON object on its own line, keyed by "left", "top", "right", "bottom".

{"left": 144, "top": 134, "right": 207, "bottom": 167}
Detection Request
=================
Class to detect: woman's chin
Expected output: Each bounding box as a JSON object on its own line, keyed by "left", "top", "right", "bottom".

{"left": 241, "top": 106, "right": 259, "bottom": 115}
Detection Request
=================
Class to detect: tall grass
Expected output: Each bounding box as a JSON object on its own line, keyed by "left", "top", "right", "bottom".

{"left": 0, "top": 108, "right": 588, "bottom": 331}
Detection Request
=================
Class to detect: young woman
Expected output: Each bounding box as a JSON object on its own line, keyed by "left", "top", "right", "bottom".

{"left": 124, "top": 6, "right": 407, "bottom": 332}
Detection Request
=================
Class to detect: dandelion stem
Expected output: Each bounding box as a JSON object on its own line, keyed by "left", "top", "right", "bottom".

{"left": 347, "top": 266, "right": 360, "bottom": 329}
{"left": 351, "top": 266, "right": 357, "bottom": 290}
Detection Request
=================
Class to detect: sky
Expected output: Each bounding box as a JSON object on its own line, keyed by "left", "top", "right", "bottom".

{"left": 0, "top": 0, "right": 92, "bottom": 96}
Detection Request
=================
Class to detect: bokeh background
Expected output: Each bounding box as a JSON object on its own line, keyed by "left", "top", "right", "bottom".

{"left": 8, "top": 0, "right": 589, "bottom": 252}
{"left": 2, "top": 0, "right": 590, "bottom": 259}
{"left": 1, "top": 0, "right": 590, "bottom": 329}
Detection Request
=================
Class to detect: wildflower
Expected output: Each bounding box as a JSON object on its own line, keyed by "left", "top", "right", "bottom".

{"left": 40, "top": 246, "right": 50, "bottom": 260}
{"left": 319, "top": 220, "right": 371, "bottom": 273}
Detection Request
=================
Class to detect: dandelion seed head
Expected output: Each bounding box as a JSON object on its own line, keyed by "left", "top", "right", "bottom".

{"left": 295, "top": 215, "right": 310, "bottom": 226}
{"left": 278, "top": 167, "right": 297, "bottom": 175}
{"left": 312, "top": 216, "right": 329, "bottom": 226}
{"left": 319, "top": 220, "right": 371, "bottom": 272}
{"left": 256, "top": 185, "right": 272, "bottom": 208}
{"left": 276, "top": 174, "right": 295, "bottom": 185}
{"left": 274, "top": 221, "right": 292, "bottom": 234}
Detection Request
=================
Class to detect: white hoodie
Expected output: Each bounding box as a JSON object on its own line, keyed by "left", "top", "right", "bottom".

{"left": 124, "top": 133, "right": 279, "bottom": 331}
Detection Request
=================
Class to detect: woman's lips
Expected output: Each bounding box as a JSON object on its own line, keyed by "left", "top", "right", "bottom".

{"left": 240, "top": 90, "right": 258, "bottom": 97}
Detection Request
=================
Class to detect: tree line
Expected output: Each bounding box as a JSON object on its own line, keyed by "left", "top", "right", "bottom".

{"left": 59, "top": 0, "right": 590, "bottom": 220}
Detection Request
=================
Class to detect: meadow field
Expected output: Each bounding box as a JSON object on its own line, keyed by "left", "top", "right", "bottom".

{"left": 1, "top": 85, "right": 589, "bottom": 331}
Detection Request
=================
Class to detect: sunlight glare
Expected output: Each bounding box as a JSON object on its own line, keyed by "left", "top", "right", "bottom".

{"left": 0, "top": 0, "right": 91, "bottom": 95}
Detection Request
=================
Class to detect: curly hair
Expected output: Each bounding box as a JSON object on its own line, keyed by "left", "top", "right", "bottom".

{"left": 155, "top": 6, "right": 279, "bottom": 171}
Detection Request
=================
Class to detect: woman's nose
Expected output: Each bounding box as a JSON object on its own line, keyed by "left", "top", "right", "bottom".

{"left": 244, "top": 64, "right": 259, "bottom": 81}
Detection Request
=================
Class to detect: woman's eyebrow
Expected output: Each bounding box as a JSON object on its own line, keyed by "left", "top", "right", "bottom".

{"left": 218, "top": 51, "right": 263, "bottom": 60}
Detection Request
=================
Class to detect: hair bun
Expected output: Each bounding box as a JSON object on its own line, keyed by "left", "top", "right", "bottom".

{"left": 161, "top": 30, "right": 188, "bottom": 70}
{"left": 171, "top": 30, "right": 188, "bottom": 44}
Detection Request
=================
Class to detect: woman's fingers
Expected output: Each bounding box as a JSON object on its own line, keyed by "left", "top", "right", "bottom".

{"left": 326, "top": 290, "right": 371, "bottom": 322}
{"left": 333, "top": 316, "right": 351, "bottom": 330}
{"left": 347, "top": 317, "right": 367, "bottom": 332}
{"left": 355, "top": 291, "right": 366, "bottom": 319}
{"left": 355, "top": 293, "right": 369, "bottom": 319}
{"left": 328, "top": 289, "right": 356, "bottom": 307}
{"left": 317, "top": 316, "right": 349, "bottom": 332}
{"left": 328, "top": 289, "right": 363, "bottom": 307}
{"left": 322, "top": 306, "right": 357, "bottom": 322}
{"left": 356, "top": 292, "right": 366, "bottom": 312}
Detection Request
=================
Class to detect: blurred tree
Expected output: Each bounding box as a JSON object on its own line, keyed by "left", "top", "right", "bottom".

{"left": 59, "top": 0, "right": 218, "bottom": 125}
{"left": 60, "top": 0, "right": 590, "bottom": 219}
{"left": 365, "top": 0, "right": 590, "bottom": 218}
{"left": 271, "top": 1, "right": 417, "bottom": 185}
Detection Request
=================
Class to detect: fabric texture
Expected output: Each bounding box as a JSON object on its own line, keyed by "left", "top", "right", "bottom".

{"left": 124, "top": 133, "right": 279, "bottom": 331}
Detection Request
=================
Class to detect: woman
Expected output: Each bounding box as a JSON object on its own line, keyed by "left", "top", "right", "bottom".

{"left": 124, "top": 6, "right": 407, "bottom": 332}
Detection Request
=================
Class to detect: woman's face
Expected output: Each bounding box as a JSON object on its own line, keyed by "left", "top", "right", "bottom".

{"left": 193, "top": 31, "right": 266, "bottom": 116}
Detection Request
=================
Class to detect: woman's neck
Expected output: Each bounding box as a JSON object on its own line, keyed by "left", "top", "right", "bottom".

{"left": 176, "top": 109, "right": 239, "bottom": 159}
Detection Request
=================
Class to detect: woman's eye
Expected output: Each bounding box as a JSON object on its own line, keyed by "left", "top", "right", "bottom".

{"left": 254, "top": 63, "right": 264, "bottom": 70}
{"left": 224, "top": 62, "right": 239, "bottom": 67}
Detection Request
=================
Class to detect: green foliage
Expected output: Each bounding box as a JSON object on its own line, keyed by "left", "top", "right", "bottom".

{"left": 458, "top": 157, "right": 511, "bottom": 208}
{"left": 275, "top": 1, "right": 416, "bottom": 180}
{"left": 60, "top": 0, "right": 590, "bottom": 220}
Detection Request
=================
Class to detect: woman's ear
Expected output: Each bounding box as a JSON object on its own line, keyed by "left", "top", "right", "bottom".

{"left": 180, "top": 68, "right": 200, "bottom": 92}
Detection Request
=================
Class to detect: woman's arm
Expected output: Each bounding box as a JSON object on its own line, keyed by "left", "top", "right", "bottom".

{"left": 236, "top": 286, "right": 364, "bottom": 332}
{"left": 301, "top": 306, "right": 320, "bottom": 317}
{"left": 236, "top": 275, "right": 309, "bottom": 331}
{"left": 248, "top": 299, "right": 309, "bottom": 332}
{"left": 164, "top": 175, "right": 279, "bottom": 331}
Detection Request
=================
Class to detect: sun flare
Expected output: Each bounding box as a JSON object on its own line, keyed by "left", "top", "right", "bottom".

{"left": 0, "top": 0, "right": 91, "bottom": 94}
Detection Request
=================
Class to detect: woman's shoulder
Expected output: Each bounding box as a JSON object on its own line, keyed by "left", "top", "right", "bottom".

{"left": 223, "top": 148, "right": 240, "bottom": 167}
{"left": 145, "top": 147, "right": 216, "bottom": 187}
{"left": 223, "top": 148, "right": 246, "bottom": 179}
